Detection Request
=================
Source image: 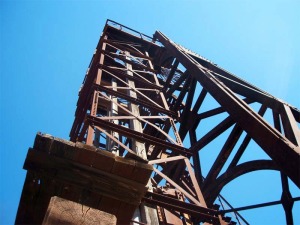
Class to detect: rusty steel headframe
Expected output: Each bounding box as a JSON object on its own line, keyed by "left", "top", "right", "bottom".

{"left": 70, "top": 20, "right": 300, "bottom": 225}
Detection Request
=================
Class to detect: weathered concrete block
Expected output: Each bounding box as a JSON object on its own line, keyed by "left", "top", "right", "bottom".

{"left": 42, "top": 196, "right": 117, "bottom": 225}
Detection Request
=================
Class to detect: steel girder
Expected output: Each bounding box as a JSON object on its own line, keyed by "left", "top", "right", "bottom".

{"left": 70, "top": 20, "right": 300, "bottom": 225}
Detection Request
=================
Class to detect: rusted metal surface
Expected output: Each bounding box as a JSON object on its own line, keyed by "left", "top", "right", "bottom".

{"left": 155, "top": 30, "right": 300, "bottom": 188}
{"left": 67, "top": 20, "right": 300, "bottom": 224}
{"left": 143, "top": 191, "right": 219, "bottom": 223}
{"left": 17, "top": 19, "right": 300, "bottom": 225}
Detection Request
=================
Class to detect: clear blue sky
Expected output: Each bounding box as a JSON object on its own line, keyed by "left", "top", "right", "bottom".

{"left": 0, "top": 1, "right": 299, "bottom": 224}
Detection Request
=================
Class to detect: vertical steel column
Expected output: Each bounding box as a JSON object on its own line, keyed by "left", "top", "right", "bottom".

{"left": 86, "top": 35, "right": 107, "bottom": 145}
{"left": 125, "top": 51, "right": 147, "bottom": 159}
{"left": 86, "top": 91, "right": 98, "bottom": 145}
{"left": 124, "top": 51, "right": 160, "bottom": 225}
{"left": 106, "top": 78, "right": 119, "bottom": 155}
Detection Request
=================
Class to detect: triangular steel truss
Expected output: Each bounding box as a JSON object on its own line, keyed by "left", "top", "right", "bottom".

{"left": 70, "top": 20, "right": 300, "bottom": 225}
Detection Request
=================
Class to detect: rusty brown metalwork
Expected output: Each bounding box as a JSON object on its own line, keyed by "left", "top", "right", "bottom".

{"left": 68, "top": 20, "right": 300, "bottom": 224}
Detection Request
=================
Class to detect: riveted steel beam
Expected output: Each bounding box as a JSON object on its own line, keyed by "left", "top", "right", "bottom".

{"left": 155, "top": 31, "right": 300, "bottom": 188}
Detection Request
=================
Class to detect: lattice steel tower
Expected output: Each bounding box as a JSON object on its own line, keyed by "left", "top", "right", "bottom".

{"left": 16, "top": 20, "right": 300, "bottom": 225}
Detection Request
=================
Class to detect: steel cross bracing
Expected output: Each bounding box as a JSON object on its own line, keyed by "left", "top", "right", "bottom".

{"left": 70, "top": 20, "right": 300, "bottom": 225}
